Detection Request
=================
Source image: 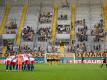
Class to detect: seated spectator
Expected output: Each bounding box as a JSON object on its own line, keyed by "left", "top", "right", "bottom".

{"left": 22, "top": 26, "right": 34, "bottom": 41}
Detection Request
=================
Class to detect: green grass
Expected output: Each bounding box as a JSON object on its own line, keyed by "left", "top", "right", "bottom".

{"left": 0, "top": 64, "right": 107, "bottom": 80}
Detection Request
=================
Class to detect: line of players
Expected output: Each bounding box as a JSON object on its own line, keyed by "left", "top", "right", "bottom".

{"left": 47, "top": 54, "right": 62, "bottom": 65}
{"left": 5, "top": 54, "right": 35, "bottom": 71}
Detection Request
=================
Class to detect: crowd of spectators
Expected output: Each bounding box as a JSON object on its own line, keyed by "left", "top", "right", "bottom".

{"left": 47, "top": 44, "right": 75, "bottom": 53}
{"left": 22, "top": 26, "right": 34, "bottom": 41}
{"left": 56, "top": 25, "right": 70, "bottom": 34}
{"left": 37, "top": 27, "right": 51, "bottom": 41}
{"left": 91, "top": 19, "right": 104, "bottom": 51}
{"left": 0, "top": 11, "right": 106, "bottom": 54}
{"left": 75, "top": 18, "right": 105, "bottom": 52}
{"left": 36, "top": 47, "right": 45, "bottom": 54}
{"left": 33, "top": 46, "right": 45, "bottom": 58}
{"left": 76, "top": 43, "right": 87, "bottom": 53}
{"left": 39, "top": 12, "right": 53, "bottom": 24}
{"left": 19, "top": 44, "right": 33, "bottom": 53}
{"left": 5, "top": 21, "right": 17, "bottom": 34}
{"left": 47, "top": 45, "right": 58, "bottom": 53}
{"left": 75, "top": 19, "right": 88, "bottom": 52}
{"left": 91, "top": 19, "right": 105, "bottom": 42}
{"left": 76, "top": 19, "right": 88, "bottom": 42}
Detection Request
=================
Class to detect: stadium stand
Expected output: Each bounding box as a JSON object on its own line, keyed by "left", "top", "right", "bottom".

{"left": 0, "top": 0, "right": 106, "bottom": 58}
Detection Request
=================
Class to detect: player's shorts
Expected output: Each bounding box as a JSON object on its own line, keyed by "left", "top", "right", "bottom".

{"left": 56, "top": 59, "right": 60, "bottom": 61}
{"left": 18, "top": 61, "right": 22, "bottom": 65}
{"left": 22, "top": 62, "right": 24, "bottom": 65}
{"left": 47, "top": 59, "right": 52, "bottom": 62}
{"left": 31, "top": 61, "right": 34, "bottom": 64}
{"left": 12, "top": 62, "right": 16, "bottom": 66}
{"left": 52, "top": 59, "right": 55, "bottom": 61}
{"left": 6, "top": 61, "right": 10, "bottom": 65}
{"left": 18, "top": 63, "right": 22, "bottom": 66}
{"left": 25, "top": 60, "right": 29, "bottom": 64}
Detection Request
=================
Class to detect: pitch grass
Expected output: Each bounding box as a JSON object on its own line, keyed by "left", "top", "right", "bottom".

{"left": 0, "top": 64, "right": 107, "bottom": 80}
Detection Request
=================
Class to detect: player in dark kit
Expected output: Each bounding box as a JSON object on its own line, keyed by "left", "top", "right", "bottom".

{"left": 101, "top": 57, "right": 107, "bottom": 68}
{"left": 29, "top": 57, "right": 35, "bottom": 71}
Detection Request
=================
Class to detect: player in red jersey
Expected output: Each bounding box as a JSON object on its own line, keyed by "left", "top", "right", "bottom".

{"left": 23, "top": 54, "right": 29, "bottom": 71}
{"left": 11, "top": 56, "right": 17, "bottom": 71}
{"left": 5, "top": 57, "right": 11, "bottom": 71}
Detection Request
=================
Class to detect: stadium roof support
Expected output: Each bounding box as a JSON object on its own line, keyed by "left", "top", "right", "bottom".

{"left": 51, "top": 5, "right": 58, "bottom": 45}
{"left": 16, "top": 4, "right": 28, "bottom": 46}
{"left": 70, "top": 4, "right": 76, "bottom": 47}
